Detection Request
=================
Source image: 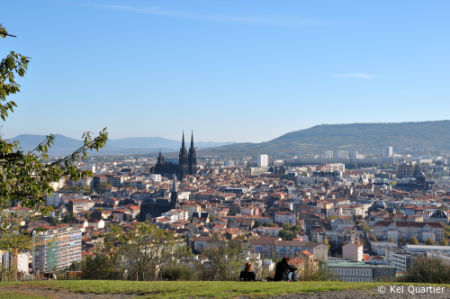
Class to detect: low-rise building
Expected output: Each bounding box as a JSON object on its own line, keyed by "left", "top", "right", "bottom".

{"left": 405, "top": 245, "right": 450, "bottom": 255}
{"left": 274, "top": 211, "right": 296, "bottom": 225}
{"left": 342, "top": 241, "right": 363, "bottom": 262}
{"left": 374, "top": 221, "right": 445, "bottom": 242}
{"left": 160, "top": 209, "right": 189, "bottom": 223}
{"left": 326, "top": 260, "right": 396, "bottom": 282}
{"left": 391, "top": 253, "right": 413, "bottom": 272}
{"left": 250, "top": 237, "right": 328, "bottom": 260}
{"left": 69, "top": 198, "right": 94, "bottom": 214}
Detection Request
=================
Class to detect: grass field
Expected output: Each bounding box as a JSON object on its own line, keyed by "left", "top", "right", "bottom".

{"left": 0, "top": 280, "right": 449, "bottom": 298}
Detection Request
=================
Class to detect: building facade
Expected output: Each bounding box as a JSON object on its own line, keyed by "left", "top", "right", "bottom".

{"left": 327, "top": 260, "right": 396, "bottom": 282}
{"left": 342, "top": 241, "right": 364, "bottom": 262}
{"left": 32, "top": 226, "right": 82, "bottom": 273}
{"left": 139, "top": 177, "right": 179, "bottom": 219}
{"left": 257, "top": 154, "right": 269, "bottom": 167}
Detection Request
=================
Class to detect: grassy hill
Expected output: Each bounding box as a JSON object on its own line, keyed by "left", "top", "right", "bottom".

{"left": 1, "top": 280, "right": 449, "bottom": 298}
{"left": 201, "top": 120, "right": 450, "bottom": 157}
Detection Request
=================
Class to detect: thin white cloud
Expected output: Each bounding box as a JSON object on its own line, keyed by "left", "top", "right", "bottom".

{"left": 89, "top": 4, "right": 326, "bottom": 27}
{"left": 332, "top": 73, "right": 374, "bottom": 79}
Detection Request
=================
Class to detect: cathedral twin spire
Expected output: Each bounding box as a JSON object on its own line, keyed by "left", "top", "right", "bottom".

{"left": 188, "top": 131, "right": 197, "bottom": 175}
{"left": 179, "top": 131, "right": 197, "bottom": 179}
{"left": 152, "top": 131, "right": 197, "bottom": 181}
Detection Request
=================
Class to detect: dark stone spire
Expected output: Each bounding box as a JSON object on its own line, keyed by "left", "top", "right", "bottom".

{"left": 190, "top": 131, "right": 195, "bottom": 150}
{"left": 178, "top": 131, "right": 188, "bottom": 180}
{"left": 188, "top": 131, "right": 197, "bottom": 175}
{"left": 180, "top": 131, "right": 187, "bottom": 154}
{"left": 157, "top": 152, "right": 164, "bottom": 165}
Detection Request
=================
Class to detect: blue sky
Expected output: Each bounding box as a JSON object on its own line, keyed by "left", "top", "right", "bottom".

{"left": 2, "top": 0, "right": 450, "bottom": 142}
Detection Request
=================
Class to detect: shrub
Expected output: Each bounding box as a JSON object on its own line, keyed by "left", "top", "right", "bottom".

{"left": 398, "top": 257, "right": 450, "bottom": 283}
{"left": 161, "top": 264, "right": 196, "bottom": 281}
{"left": 410, "top": 237, "right": 419, "bottom": 245}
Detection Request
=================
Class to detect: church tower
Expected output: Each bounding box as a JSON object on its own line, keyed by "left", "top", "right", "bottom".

{"left": 170, "top": 175, "right": 179, "bottom": 209}
{"left": 188, "top": 132, "right": 197, "bottom": 175}
{"left": 178, "top": 132, "right": 188, "bottom": 180}
{"left": 157, "top": 152, "right": 164, "bottom": 165}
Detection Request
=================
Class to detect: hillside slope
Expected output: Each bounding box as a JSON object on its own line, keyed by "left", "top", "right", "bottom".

{"left": 202, "top": 120, "right": 450, "bottom": 156}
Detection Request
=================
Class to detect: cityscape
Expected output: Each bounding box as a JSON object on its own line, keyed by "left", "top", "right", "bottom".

{"left": 1, "top": 1, "right": 450, "bottom": 298}
{"left": 4, "top": 132, "right": 450, "bottom": 288}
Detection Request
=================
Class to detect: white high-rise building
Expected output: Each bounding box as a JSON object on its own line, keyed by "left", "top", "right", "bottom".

{"left": 387, "top": 146, "right": 394, "bottom": 158}
{"left": 336, "top": 150, "right": 349, "bottom": 159}
{"left": 324, "top": 151, "right": 334, "bottom": 159}
{"left": 257, "top": 154, "right": 269, "bottom": 167}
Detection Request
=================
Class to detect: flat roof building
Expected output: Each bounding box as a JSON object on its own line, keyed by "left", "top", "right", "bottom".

{"left": 33, "top": 226, "right": 82, "bottom": 273}
{"left": 326, "top": 260, "right": 396, "bottom": 282}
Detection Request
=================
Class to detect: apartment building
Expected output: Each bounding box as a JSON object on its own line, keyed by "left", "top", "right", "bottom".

{"left": 32, "top": 226, "right": 82, "bottom": 272}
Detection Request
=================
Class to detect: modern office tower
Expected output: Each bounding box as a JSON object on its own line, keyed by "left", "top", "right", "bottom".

{"left": 258, "top": 154, "right": 269, "bottom": 167}
{"left": 32, "top": 226, "right": 82, "bottom": 272}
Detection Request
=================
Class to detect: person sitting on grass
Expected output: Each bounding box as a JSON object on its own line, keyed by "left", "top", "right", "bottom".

{"left": 239, "top": 262, "right": 256, "bottom": 281}
{"left": 274, "top": 257, "right": 297, "bottom": 282}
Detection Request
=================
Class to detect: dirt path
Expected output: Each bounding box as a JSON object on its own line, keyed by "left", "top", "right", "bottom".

{"left": 0, "top": 285, "right": 134, "bottom": 299}
{"left": 1, "top": 285, "right": 449, "bottom": 298}
{"left": 266, "top": 287, "right": 450, "bottom": 299}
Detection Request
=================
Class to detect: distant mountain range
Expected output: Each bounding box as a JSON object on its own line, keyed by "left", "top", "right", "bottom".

{"left": 200, "top": 120, "right": 450, "bottom": 157}
{"left": 11, "top": 120, "right": 450, "bottom": 157}
{"left": 10, "top": 134, "right": 233, "bottom": 156}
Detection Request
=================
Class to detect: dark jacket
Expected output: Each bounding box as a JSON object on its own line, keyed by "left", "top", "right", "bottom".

{"left": 274, "top": 260, "right": 297, "bottom": 281}
{"left": 239, "top": 270, "right": 256, "bottom": 281}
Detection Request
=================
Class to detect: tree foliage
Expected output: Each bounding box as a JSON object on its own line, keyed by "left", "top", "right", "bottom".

{"left": 79, "top": 253, "right": 122, "bottom": 280}
{"left": 398, "top": 257, "right": 450, "bottom": 283}
{"left": 302, "top": 261, "right": 336, "bottom": 281}
{"left": 410, "top": 237, "right": 419, "bottom": 245}
{"left": 85, "top": 223, "right": 192, "bottom": 281}
{"left": 360, "top": 221, "right": 370, "bottom": 233}
{"left": 196, "top": 237, "right": 249, "bottom": 281}
{"left": 0, "top": 24, "right": 108, "bottom": 212}
{"left": 323, "top": 237, "right": 330, "bottom": 249}
{"left": 278, "top": 223, "right": 300, "bottom": 241}
{"left": 0, "top": 210, "right": 31, "bottom": 252}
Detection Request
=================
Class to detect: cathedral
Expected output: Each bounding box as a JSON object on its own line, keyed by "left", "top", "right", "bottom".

{"left": 151, "top": 132, "right": 197, "bottom": 180}
{"left": 139, "top": 175, "right": 180, "bottom": 220}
